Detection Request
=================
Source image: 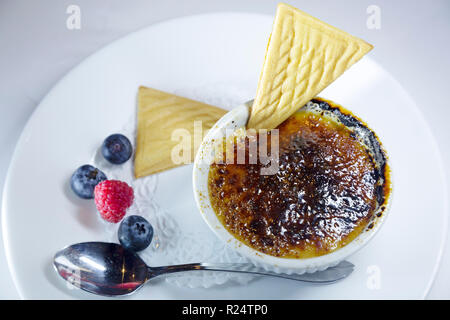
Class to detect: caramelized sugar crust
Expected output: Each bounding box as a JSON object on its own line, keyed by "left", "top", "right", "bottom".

{"left": 208, "top": 101, "right": 387, "bottom": 258}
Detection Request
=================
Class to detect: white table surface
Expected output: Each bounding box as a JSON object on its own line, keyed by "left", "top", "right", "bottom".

{"left": 1, "top": 0, "right": 449, "bottom": 299}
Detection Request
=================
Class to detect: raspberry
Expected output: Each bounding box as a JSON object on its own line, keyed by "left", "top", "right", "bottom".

{"left": 94, "top": 180, "right": 134, "bottom": 223}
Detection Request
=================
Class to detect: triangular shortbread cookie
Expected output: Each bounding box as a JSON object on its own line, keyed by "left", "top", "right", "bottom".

{"left": 247, "top": 3, "right": 373, "bottom": 130}
{"left": 134, "top": 87, "right": 226, "bottom": 178}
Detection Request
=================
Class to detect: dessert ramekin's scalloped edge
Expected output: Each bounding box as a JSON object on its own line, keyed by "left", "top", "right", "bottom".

{"left": 248, "top": 258, "right": 341, "bottom": 275}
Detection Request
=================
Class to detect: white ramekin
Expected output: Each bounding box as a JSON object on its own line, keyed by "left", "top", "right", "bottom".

{"left": 192, "top": 100, "right": 392, "bottom": 274}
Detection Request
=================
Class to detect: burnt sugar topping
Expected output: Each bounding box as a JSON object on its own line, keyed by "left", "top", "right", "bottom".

{"left": 208, "top": 98, "right": 390, "bottom": 259}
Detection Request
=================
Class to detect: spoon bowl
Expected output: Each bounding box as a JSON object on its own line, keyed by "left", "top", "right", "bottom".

{"left": 54, "top": 242, "right": 148, "bottom": 296}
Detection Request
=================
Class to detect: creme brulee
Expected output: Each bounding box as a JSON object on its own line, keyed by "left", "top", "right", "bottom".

{"left": 208, "top": 98, "right": 390, "bottom": 259}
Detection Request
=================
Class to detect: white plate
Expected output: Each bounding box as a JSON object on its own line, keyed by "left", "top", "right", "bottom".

{"left": 2, "top": 13, "right": 448, "bottom": 299}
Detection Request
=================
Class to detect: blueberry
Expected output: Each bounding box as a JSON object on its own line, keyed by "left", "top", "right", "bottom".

{"left": 101, "top": 134, "right": 132, "bottom": 164}
{"left": 118, "top": 215, "right": 153, "bottom": 252}
{"left": 70, "top": 165, "right": 107, "bottom": 199}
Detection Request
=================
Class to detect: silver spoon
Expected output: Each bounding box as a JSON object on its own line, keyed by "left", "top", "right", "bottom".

{"left": 53, "top": 242, "right": 354, "bottom": 297}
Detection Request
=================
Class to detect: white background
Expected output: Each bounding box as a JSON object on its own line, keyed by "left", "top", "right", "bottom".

{"left": 0, "top": 0, "right": 449, "bottom": 299}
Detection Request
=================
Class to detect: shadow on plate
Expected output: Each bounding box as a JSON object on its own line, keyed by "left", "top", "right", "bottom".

{"left": 62, "top": 179, "right": 103, "bottom": 232}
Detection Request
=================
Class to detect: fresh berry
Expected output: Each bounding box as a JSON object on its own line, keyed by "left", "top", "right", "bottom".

{"left": 70, "top": 165, "right": 107, "bottom": 199}
{"left": 101, "top": 134, "right": 133, "bottom": 164}
{"left": 118, "top": 215, "right": 154, "bottom": 252}
{"left": 94, "top": 180, "right": 134, "bottom": 223}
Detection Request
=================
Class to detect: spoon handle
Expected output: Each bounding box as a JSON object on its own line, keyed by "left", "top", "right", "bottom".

{"left": 148, "top": 260, "right": 354, "bottom": 283}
